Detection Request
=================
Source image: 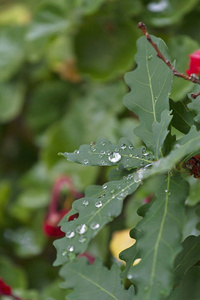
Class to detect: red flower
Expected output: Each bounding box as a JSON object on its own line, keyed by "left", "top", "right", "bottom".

{"left": 186, "top": 49, "right": 200, "bottom": 76}
{"left": 0, "top": 278, "right": 12, "bottom": 296}
{"left": 43, "top": 176, "right": 83, "bottom": 238}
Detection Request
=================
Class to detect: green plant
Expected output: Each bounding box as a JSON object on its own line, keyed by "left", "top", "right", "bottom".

{"left": 53, "top": 23, "right": 200, "bottom": 300}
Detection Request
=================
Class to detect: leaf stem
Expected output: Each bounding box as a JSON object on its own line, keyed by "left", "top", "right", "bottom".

{"left": 137, "top": 22, "right": 200, "bottom": 99}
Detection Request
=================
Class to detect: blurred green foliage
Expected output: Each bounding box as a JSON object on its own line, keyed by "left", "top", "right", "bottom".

{"left": 0, "top": 0, "right": 200, "bottom": 298}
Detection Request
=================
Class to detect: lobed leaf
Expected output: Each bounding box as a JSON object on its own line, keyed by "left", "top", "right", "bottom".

{"left": 53, "top": 174, "right": 140, "bottom": 266}
{"left": 60, "top": 137, "right": 153, "bottom": 168}
{"left": 60, "top": 257, "right": 134, "bottom": 300}
{"left": 173, "top": 235, "right": 200, "bottom": 286}
{"left": 124, "top": 172, "right": 189, "bottom": 299}
{"left": 168, "top": 266, "right": 200, "bottom": 300}
{"left": 170, "top": 99, "right": 196, "bottom": 134}
{"left": 123, "top": 35, "right": 173, "bottom": 152}
{"left": 152, "top": 109, "right": 173, "bottom": 159}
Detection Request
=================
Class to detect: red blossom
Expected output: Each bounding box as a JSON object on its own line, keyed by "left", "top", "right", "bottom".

{"left": 0, "top": 278, "right": 12, "bottom": 296}
{"left": 78, "top": 252, "right": 95, "bottom": 264}
{"left": 43, "top": 176, "right": 83, "bottom": 238}
{"left": 186, "top": 49, "right": 200, "bottom": 76}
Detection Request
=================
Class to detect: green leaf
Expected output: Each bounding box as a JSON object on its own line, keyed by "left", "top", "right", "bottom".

{"left": 168, "top": 266, "right": 200, "bottom": 300}
{"left": 61, "top": 137, "right": 153, "bottom": 168}
{"left": 41, "top": 82, "right": 126, "bottom": 166}
{"left": 53, "top": 174, "right": 139, "bottom": 266}
{"left": 124, "top": 35, "right": 173, "bottom": 151}
{"left": 0, "top": 82, "right": 25, "bottom": 123}
{"left": 0, "top": 25, "right": 25, "bottom": 81}
{"left": 173, "top": 235, "right": 200, "bottom": 286}
{"left": 187, "top": 84, "right": 200, "bottom": 124}
{"left": 143, "top": 0, "right": 199, "bottom": 27}
{"left": 74, "top": 12, "right": 139, "bottom": 80}
{"left": 137, "top": 126, "right": 200, "bottom": 182}
{"left": 125, "top": 172, "right": 189, "bottom": 299}
{"left": 152, "top": 109, "right": 173, "bottom": 159}
{"left": 170, "top": 99, "right": 196, "bottom": 134}
{"left": 169, "top": 35, "right": 200, "bottom": 101}
{"left": 60, "top": 257, "right": 134, "bottom": 300}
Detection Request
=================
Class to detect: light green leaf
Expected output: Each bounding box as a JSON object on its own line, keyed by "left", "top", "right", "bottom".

{"left": 124, "top": 35, "right": 173, "bottom": 151}
{"left": 169, "top": 35, "right": 200, "bottom": 101}
{"left": 187, "top": 84, "right": 200, "bottom": 124}
{"left": 0, "top": 83, "right": 25, "bottom": 123}
{"left": 53, "top": 175, "right": 139, "bottom": 266}
{"left": 60, "top": 258, "right": 134, "bottom": 300}
{"left": 0, "top": 25, "right": 25, "bottom": 81}
{"left": 126, "top": 172, "right": 189, "bottom": 299}
{"left": 143, "top": 0, "right": 199, "bottom": 27}
{"left": 170, "top": 99, "right": 196, "bottom": 134}
{"left": 168, "top": 266, "right": 200, "bottom": 300}
{"left": 152, "top": 109, "right": 172, "bottom": 159}
{"left": 173, "top": 235, "right": 200, "bottom": 286}
{"left": 61, "top": 137, "right": 153, "bottom": 168}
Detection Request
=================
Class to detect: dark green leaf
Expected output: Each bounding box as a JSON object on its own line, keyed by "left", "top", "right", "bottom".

{"left": 75, "top": 13, "right": 139, "bottom": 80}
{"left": 61, "top": 137, "right": 153, "bottom": 168}
{"left": 125, "top": 173, "right": 189, "bottom": 299}
{"left": 168, "top": 266, "right": 200, "bottom": 300}
{"left": 53, "top": 174, "right": 139, "bottom": 266}
{"left": 173, "top": 235, "right": 200, "bottom": 286}
{"left": 60, "top": 258, "right": 134, "bottom": 300}
{"left": 124, "top": 35, "right": 173, "bottom": 151}
{"left": 170, "top": 99, "right": 195, "bottom": 134}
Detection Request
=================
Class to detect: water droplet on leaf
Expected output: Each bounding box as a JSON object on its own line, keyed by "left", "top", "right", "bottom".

{"left": 66, "top": 231, "right": 75, "bottom": 239}
{"left": 95, "top": 200, "right": 103, "bottom": 208}
{"left": 108, "top": 152, "right": 121, "bottom": 163}
{"left": 82, "top": 199, "right": 89, "bottom": 206}
{"left": 76, "top": 224, "right": 88, "bottom": 234}
{"left": 90, "top": 222, "right": 100, "bottom": 230}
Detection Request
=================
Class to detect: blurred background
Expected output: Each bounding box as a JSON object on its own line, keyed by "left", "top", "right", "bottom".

{"left": 0, "top": 0, "right": 200, "bottom": 299}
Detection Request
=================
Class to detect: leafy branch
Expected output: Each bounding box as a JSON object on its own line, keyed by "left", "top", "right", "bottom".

{"left": 137, "top": 22, "right": 200, "bottom": 99}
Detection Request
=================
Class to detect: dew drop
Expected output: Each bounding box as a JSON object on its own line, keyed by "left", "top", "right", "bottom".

{"left": 110, "top": 189, "right": 115, "bottom": 194}
{"left": 129, "top": 145, "right": 134, "bottom": 150}
{"left": 90, "top": 222, "right": 100, "bottom": 230}
{"left": 62, "top": 250, "right": 68, "bottom": 256}
{"left": 82, "top": 199, "right": 89, "bottom": 206}
{"left": 108, "top": 152, "right": 121, "bottom": 163}
{"left": 102, "top": 184, "right": 107, "bottom": 190}
{"left": 101, "top": 150, "right": 105, "bottom": 155}
{"left": 68, "top": 252, "right": 76, "bottom": 261}
{"left": 74, "top": 150, "right": 79, "bottom": 154}
{"left": 66, "top": 231, "right": 75, "bottom": 239}
{"left": 79, "top": 236, "right": 87, "bottom": 243}
{"left": 165, "top": 189, "right": 168, "bottom": 193}
{"left": 67, "top": 245, "right": 74, "bottom": 252}
{"left": 95, "top": 200, "right": 103, "bottom": 208}
{"left": 120, "top": 144, "right": 127, "bottom": 150}
{"left": 83, "top": 159, "right": 89, "bottom": 165}
{"left": 91, "top": 147, "right": 96, "bottom": 152}
{"left": 129, "top": 154, "right": 133, "bottom": 158}
{"left": 90, "top": 142, "right": 96, "bottom": 147}
{"left": 76, "top": 224, "right": 88, "bottom": 234}
{"left": 127, "top": 274, "right": 133, "bottom": 280}
{"left": 101, "top": 141, "right": 106, "bottom": 146}
{"left": 148, "top": 54, "right": 153, "bottom": 60}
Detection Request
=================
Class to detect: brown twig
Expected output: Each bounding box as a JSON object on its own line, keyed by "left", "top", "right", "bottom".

{"left": 137, "top": 22, "right": 200, "bottom": 99}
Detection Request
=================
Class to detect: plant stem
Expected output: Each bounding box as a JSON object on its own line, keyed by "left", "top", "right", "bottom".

{"left": 137, "top": 22, "right": 200, "bottom": 99}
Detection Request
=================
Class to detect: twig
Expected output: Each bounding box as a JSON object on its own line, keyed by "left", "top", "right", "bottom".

{"left": 137, "top": 22, "right": 200, "bottom": 99}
